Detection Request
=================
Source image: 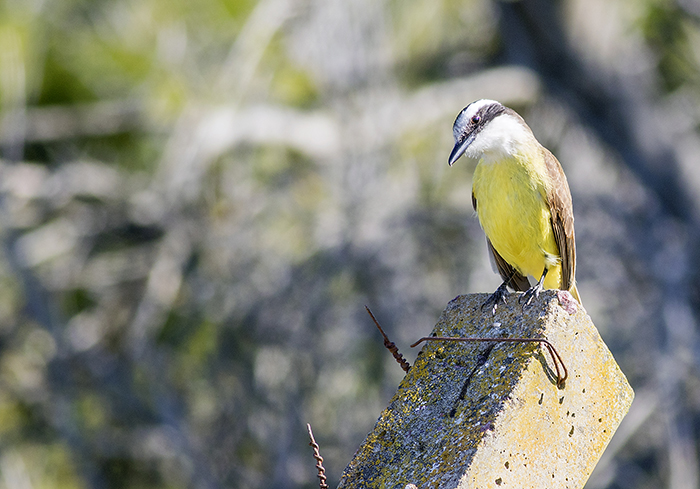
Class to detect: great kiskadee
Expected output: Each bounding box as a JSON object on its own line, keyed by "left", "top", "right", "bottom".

{"left": 448, "top": 99, "right": 581, "bottom": 312}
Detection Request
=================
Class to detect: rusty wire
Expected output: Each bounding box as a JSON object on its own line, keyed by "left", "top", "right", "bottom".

{"left": 410, "top": 336, "right": 568, "bottom": 388}
{"left": 365, "top": 306, "right": 411, "bottom": 373}
{"left": 306, "top": 423, "right": 329, "bottom": 489}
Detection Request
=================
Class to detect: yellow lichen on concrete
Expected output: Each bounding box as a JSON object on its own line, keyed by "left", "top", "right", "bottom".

{"left": 337, "top": 291, "right": 634, "bottom": 489}
{"left": 460, "top": 295, "right": 634, "bottom": 488}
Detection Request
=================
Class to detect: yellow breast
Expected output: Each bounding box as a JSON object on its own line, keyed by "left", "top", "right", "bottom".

{"left": 473, "top": 153, "right": 562, "bottom": 288}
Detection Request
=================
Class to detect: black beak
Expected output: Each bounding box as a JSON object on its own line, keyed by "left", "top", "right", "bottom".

{"left": 448, "top": 131, "right": 475, "bottom": 166}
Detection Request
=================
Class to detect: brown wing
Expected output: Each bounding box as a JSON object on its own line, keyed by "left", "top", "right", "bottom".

{"left": 542, "top": 148, "right": 576, "bottom": 290}
{"left": 472, "top": 191, "right": 530, "bottom": 291}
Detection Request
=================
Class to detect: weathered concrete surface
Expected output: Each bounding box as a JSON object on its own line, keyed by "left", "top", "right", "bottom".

{"left": 337, "top": 291, "right": 634, "bottom": 489}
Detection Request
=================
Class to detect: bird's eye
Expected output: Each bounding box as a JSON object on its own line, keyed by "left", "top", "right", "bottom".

{"left": 471, "top": 115, "right": 480, "bottom": 124}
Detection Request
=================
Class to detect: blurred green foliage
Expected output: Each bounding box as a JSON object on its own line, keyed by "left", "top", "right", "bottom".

{"left": 0, "top": 0, "right": 699, "bottom": 488}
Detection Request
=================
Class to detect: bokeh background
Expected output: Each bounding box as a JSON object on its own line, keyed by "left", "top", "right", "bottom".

{"left": 0, "top": 0, "right": 699, "bottom": 487}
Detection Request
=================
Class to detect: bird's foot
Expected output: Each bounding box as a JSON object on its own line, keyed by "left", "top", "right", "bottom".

{"left": 519, "top": 281, "right": 545, "bottom": 309}
{"left": 481, "top": 282, "right": 509, "bottom": 315}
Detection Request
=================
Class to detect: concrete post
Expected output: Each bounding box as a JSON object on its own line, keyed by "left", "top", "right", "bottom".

{"left": 338, "top": 291, "right": 634, "bottom": 489}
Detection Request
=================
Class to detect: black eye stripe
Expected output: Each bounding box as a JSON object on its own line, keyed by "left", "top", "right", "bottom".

{"left": 470, "top": 103, "right": 504, "bottom": 130}
{"left": 452, "top": 101, "right": 508, "bottom": 143}
{"left": 476, "top": 103, "right": 506, "bottom": 126}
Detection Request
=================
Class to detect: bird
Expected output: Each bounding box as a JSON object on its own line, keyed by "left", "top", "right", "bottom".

{"left": 448, "top": 99, "right": 581, "bottom": 313}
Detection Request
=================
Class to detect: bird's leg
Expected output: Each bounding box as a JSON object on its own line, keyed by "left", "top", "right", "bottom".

{"left": 520, "top": 268, "right": 549, "bottom": 308}
{"left": 481, "top": 270, "right": 518, "bottom": 315}
{"left": 481, "top": 281, "right": 510, "bottom": 315}
{"left": 481, "top": 280, "right": 509, "bottom": 315}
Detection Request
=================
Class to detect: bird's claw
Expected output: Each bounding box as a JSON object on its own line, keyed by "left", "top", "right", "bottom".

{"left": 519, "top": 282, "right": 544, "bottom": 309}
{"left": 481, "top": 283, "right": 509, "bottom": 315}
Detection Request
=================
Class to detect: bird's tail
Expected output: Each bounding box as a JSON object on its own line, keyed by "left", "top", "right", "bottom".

{"left": 570, "top": 284, "right": 583, "bottom": 307}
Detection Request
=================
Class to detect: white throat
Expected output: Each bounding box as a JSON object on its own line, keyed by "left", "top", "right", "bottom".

{"left": 466, "top": 114, "right": 535, "bottom": 162}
